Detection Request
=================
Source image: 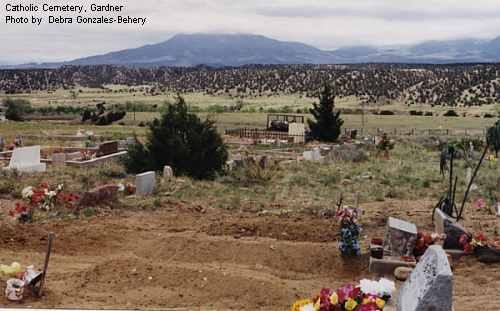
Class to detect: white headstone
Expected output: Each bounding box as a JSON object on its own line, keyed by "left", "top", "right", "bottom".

{"left": 135, "top": 171, "right": 156, "bottom": 196}
{"left": 288, "top": 123, "right": 305, "bottom": 144}
{"left": 163, "top": 165, "right": 173, "bottom": 182}
{"left": 397, "top": 245, "right": 453, "bottom": 311}
{"left": 51, "top": 153, "right": 66, "bottom": 166}
{"left": 5, "top": 146, "right": 46, "bottom": 173}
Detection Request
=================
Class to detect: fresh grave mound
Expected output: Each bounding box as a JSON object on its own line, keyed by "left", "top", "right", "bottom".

{"left": 0, "top": 203, "right": 499, "bottom": 310}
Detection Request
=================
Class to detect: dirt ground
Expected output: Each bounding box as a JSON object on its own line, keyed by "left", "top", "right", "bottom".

{"left": 0, "top": 199, "right": 499, "bottom": 310}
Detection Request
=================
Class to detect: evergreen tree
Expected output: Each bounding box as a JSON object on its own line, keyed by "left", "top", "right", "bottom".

{"left": 308, "top": 83, "right": 343, "bottom": 142}
{"left": 123, "top": 96, "right": 228, "bottom": 180}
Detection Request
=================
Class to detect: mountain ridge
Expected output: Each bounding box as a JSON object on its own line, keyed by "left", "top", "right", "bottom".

{"left": 5, "top": 33, "right": 500, "bottom": 69}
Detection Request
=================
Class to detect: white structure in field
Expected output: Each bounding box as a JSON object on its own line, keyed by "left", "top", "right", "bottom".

{"left": 163, "top": 165, "right": 173, "bottom": 182}
{"left": 288, "top": 123, "right": 305, "bottom": 144}
{"left": 4, "top": 146, "right": 46, "bottom": 173}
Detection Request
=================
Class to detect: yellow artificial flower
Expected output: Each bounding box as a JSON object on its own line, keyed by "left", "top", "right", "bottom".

{"left": 376, "top": 298, "right": 386, "bottom": 309}
{"left": 329, "top": 292, "right": 338, "bottom": 305}
{"left": 314, "top": 298, "right": 321, "bottom": 311}
{"left": 291, "top": 299, "right": 312, "bottom": 311}
{"left": 345, "top": 298, "right": 358, "bottom": 311}
{"left": 362, "top": 298, "right": 371, "bottom": 305}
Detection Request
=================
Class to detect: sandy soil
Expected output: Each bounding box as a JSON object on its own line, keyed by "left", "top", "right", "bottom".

{"left": 0, "top": 200, "right": 499, "bottom": 310}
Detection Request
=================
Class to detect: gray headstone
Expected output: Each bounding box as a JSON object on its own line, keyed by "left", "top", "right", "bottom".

{"left": 397, "top": 245, "right": 453, "bottom": 311}
{"left": 135, "top": 171, "right": 156, "bottom": 196}
{"left": 383, "top": 217, "right": 418, "bottom": 257}
{"left": 163, "top": 165, "right": 173, "bottom": 182}
{"left": 312, "top": 147, "right": 322, "bottom": 161}
{"left": 51, "top": 153, "right": 66, "bottom": 166}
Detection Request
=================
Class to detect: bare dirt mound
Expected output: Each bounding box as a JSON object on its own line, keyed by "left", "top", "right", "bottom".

{"left": 0, "top": 201, "right": 498, "bottom": 310}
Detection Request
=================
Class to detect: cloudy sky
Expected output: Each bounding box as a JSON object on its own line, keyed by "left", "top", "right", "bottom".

{"left": 1, "top": 0, "right": 500, "bottom": 64}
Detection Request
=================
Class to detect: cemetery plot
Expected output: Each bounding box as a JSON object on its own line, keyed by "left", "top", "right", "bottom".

{"left": 0, "top": 118, "right": 498, "bottom": 310}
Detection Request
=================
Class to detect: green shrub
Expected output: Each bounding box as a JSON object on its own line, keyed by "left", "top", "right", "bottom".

{"left": 4, "top": 98, "right": 33, "bottom": 121}
{"left": 123, "top": 96, "right": 228, "bottom": 180}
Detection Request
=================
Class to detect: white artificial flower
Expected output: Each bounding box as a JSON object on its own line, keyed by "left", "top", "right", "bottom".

{"left": 360, "top": 278, "right": 395, "bottom": 297}
{"left": 21, "top": 186, "right": 33, "bottom": 199}
{"left": 377, "top": 278, "right": 396, "bottom": 296}
{"left": 57, "top": 184, "right": 63, "bottom": 191}
{"left": 48, "top": 191, "right": 57, "bottom": 198}
{"left": 299, "top": 303, "right": 315, "bottom": 311}
{"left": 117, "top": 183, "right": 125, "bottom": 192}
{"left": 360, "top": 279, "right": 379, "bottom": 296}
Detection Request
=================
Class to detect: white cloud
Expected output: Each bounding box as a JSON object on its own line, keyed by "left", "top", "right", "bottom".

{"left": 0, "top": 0, "right": 499, "bottom": 63}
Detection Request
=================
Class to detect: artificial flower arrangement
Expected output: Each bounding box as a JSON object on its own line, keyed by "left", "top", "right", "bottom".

{"left": 81, "top": 150, "right": 96, "bottom": 161}
{"left": 336, "top": 203, "right": 362, "bottom": 256}
{"left": 413, "top": 231, "right": 446, "bottom": 259}
{"left": 9, "top": 182, "right": 79, "bottom": 222}
{"left": 459, "top": 232, "right": 490, "bottom": 254}
{"left": 291, "top": 278, "right": 395, "bottom": 311}
{"left": 118, "top": 183, "right": 136, "bottom": 195}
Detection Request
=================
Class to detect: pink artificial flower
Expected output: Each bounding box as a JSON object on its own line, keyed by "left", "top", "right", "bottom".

{"left": 358, "top": 303, "right": 378, "bottom": 311}
{"left": 337, "top": 284, "right": 355, "bottom": 304}
{"left": 475, "top": 198, "right": 486, "bottom": 210}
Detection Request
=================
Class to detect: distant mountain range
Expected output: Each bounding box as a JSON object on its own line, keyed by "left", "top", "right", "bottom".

{"left": 5, "top": 33, "right": 500, "bottom": 68}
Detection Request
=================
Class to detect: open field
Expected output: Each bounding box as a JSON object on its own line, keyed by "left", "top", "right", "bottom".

{"left": 2, "top": 87, "right": 499, "bottom": 115}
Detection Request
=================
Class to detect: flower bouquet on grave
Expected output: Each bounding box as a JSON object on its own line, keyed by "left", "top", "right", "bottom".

{"left": 81, "top": 150, "right": 96, "bottom": 161}
{"left": 9, "top": 182, "right": 79, "bottom": 223}
{"left": 459, "top": 232, "right": 500, "bottom": 263}
{"left": 291, "top": 278, "right": 395, "bottom": 311}
{"left": 336, "top": 202, "right": 362, "bottom": 256}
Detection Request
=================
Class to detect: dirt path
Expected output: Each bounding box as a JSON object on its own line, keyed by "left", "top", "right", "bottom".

{"left": 0, "top": 201, "right": 499, "bottom": 310}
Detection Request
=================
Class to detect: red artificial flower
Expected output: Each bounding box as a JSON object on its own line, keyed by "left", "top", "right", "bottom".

{"left": 40, "top": 181, "right": 49, "bottom": 189}
{"left": 14, "top": 202, "right": 28, "bottom": 214}
{"left": 475, "top": 232, "right": 487, "bottom": 243}
{"left": 459, "top": 234, "right": 470, "bottom": 246}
